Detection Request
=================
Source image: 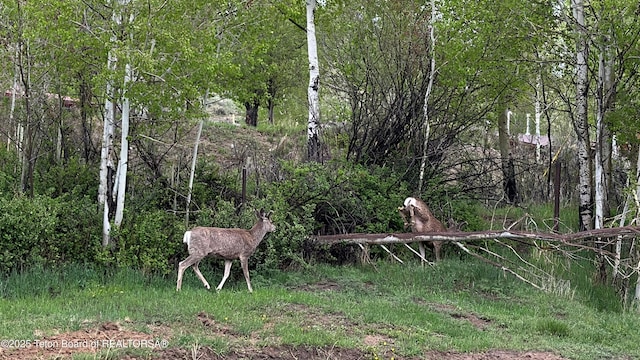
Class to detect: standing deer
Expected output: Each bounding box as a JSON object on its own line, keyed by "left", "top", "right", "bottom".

{"left": 398, "top": 197, "right": 446, "bottom": 262}
{"left": 176, "top": 209, "right": 275, "bottom": 293}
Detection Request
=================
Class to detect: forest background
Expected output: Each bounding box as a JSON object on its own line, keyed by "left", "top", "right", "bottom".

{"left": 1, "top": 0, "right": 640, "bottom": 309}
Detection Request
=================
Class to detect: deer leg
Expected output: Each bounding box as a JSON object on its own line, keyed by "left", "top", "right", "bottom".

{"left": 418, "top": 242, "right": 426, "bottom": 265}
{"left": 433, "top": 241, "right": 442, "bottom": 262}
{"left": 239, "top": 256, "right": 253, "bottom": 293}
{"left": 216, "top": 260, "right": 233, "bottom": 291}
{"left": 177, "top": 254, "right": 201, "bottom": 291}
{"left": 193, "top": 261, "right": 211, "bottom": 290}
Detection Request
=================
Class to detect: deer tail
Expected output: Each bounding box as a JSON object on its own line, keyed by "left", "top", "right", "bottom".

{"left": 183, "top": 231, "right": 192, "bottom": 248}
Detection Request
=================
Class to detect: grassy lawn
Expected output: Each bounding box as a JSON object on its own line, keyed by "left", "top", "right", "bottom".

{"left": 0, "top": 258, "right": 638, "bottom": 360}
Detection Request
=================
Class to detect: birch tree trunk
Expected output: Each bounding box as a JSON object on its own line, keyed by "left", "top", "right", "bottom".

{"left": 8, "top": 46, "right": 19, "bottom": 153}
{"left": 99, "top": 4, "right": 118, "bottom": 246}
{"left": 535, "top": 77, "right": 542, "bottom": 164}
{"left": 185, "top": 120, "right": 203, "bottom": 227}
{"left": 635, "top": 146, "right": 640, "bottom": 305}
{"left": 114, "top": 62, "right": 132, "bottom": 227}
{"left": 594, "top": 29, "right": 617, "bottom": 282}
{"left": 306, "top": 0, "right": 322, "bottom": 162}
{"left": 572, "top": 0, "right": 593, "bottom": 231}
{"left": 100, "top": 0, "right": 133, "bottom": 245}
{"left": 595, "top": 50, "right": 606, "bottom": 231}
{"left": 614, "top": 184, "right": 630, "bottom": 279}
{"left": 18, "top": 39, "right": 35, "bottom": 197}
{"left": 418, "top": 0, "right": 437, "bottom": 195}
{"left": 498, "top": 107, "right": 518, "bottom": 203}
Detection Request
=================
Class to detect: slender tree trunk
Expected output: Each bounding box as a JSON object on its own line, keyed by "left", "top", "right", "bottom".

{"left": 572, "top": 0, "right": 593, "bottom": 231}
{"left": 185, "top": 120, "right": 203, "bottom": 227}
{"left": 100, "top": 48, "right": 116, "bottom": 246}
{"left": 535, "top": 77, "right": 542, "bottom": 164}
{"left": 100, "top": 0, "right": 129, "bottom": 246}
{"left": 267, "top": 78, "right": 276, "bottom": 124}
{"left": 613, "top": 183, "right": 630, "bottom": 279}
{"left": 114, "top": 62, "right": 132, "bottom": 227}
{"left": 244, "top": 100, "right": 259, "bottom": 127}
{"left": 8, "top": 46, "right": 19, "bottom": 153}
{"left": 18, "top": 38, "right": 35, "bottom": 197}
{"left": 418, "top": 0, "right": 437, "bottom": 195}
{"left": 306, "top": 0, "right": 322, "bottom": 162}
{"left": 79, "top": 75, "right": 94, "bottom": 162}
{"left": 55, "top": 93, "right": 64, "bottom": 163}
{"left": 634, "top": 146, "right": 640, "bottom": 306}
{"left": 498, "top": 107, "right": 518, "bottom": 204}
{"left": 595, "top": 50, "right": 606, "bottom": 231}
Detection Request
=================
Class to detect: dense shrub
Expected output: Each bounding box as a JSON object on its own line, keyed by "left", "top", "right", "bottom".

{"left": 0, "top": 195, "right": 101, "bottom": 274}
{"left": 0, "top": 148, "right": 19, "bottom": 195}
{"left": 0, "top": 155, "right": 485, "bottom": 274}
{"left": 53, "top": 195, "right": 102, "bottom": 264}
{"left": 101, "top": 209, "right": 184, "bottom": 275}
{"left": 239, "top": 161, "right": 412, "bottom": 268}
{"left": 34, "top": 157, "right": 98, "bottom": 198}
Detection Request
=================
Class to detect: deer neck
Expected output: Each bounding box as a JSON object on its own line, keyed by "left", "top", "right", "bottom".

{"left": 249, "top": 221, "right": 268, "bottom": 244}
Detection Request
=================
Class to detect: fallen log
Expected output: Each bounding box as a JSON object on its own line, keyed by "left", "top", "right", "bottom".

{"left": 311, "top": 226, "right": 640, "bottom": 246}
{"left": 310, "top": 226, "right": 640, "bottom": 293}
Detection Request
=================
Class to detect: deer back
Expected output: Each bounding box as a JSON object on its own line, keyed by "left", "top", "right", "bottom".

{"left": 187, "top": 209, "right": 276, "bottom": 260}
{"left": 188, "top": 227, "right": 256, "bottom": 259}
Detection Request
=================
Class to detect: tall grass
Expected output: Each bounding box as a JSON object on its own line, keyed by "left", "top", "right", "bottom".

{"left": 1, "top": 259, "right": 638, "bottom": 360}
{"left": 484, "top": 202, "right": 579, "bottom": 233}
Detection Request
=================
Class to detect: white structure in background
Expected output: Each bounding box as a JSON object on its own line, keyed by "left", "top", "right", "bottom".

{"left": 517, "top": 113, "right": 549, "bottom": 163}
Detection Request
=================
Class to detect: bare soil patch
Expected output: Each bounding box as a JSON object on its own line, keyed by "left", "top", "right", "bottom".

{"left": 428, "top": 302, "right": 494, "bottom": 330}
{"left": 0, "top": 314, "right": 570, "bottom": 360}
{"left": 289, "top": 280, "right": 343, "bottom": 292}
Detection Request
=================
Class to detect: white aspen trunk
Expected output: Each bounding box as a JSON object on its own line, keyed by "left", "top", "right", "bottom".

{"left": 614, "top": 186, "right": 630, "bottom": 279}
{"left": 114, "top": 62, "right": 132, "bottom": 227}
{"left": 306, "top": 0, "right": 322, "bottom": 162}
{"left": 572, "top": 0, "right": 592, "bottom": 231}
{"left": 595, "top": 35, "right": 614, "bottom": 275}
{"left": 635, "top": 258, "right": 640, "bottom": 305}
{"left": 99, "top": 68, "right": 116, "bottom": 209}
{"left": 185, "top": 120, "right": 203, "bottom": 227}
{"left": 634, "top": 146, "right": 640, "bottom": 304}
{"left": 535, "top": 76, "right": 542, "bottom": 163}
{"left": 100, "top": 0, "right": 127, "bottom": 246}
{"left": 594, "top": 49, "right": 606, "bottom": 231}
{"left": 100, "top": 39, "right": 117, "bottom": 247}
{"left": 19, "top": 40, "right": 33, "bottom": 195}
{"left": 418, "top": 0, "right": 437, "bottom": 195}
{"left": 8, "top": 46, "right": 19, "bottom": 152}
{"left": 56, "top": 120, "right": 63, "bottom": 163}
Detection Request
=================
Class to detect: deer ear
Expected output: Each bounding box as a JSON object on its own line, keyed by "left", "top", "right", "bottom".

{"left": 266, "top": 211, "right": 273, "bottom": 218}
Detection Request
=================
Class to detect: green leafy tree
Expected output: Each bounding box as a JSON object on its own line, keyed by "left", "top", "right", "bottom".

{"left": 216, "top": 1, "right": 306, "bottom": 127}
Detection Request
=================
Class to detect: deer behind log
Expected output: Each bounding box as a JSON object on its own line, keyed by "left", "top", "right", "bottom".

{"left": 398, "top": 197, "right": 446, "bottom": 262}
{"left": 176, "top": 209, "right": 275, "bottom": 293}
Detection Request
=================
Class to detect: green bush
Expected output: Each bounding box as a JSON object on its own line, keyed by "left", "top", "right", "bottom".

{"left": 0, "top": 196, "right": 59, "bottom": 273}
{"left": 0, "top": 148, "right": 19, "bottom": 196}
{"left": 34, "top": 157, "right": 98, "bottom": 198}
{"left": 52, "top": 195, "right": 102, "bottom": 264}
{"left": 103, "top": 209, "right": 183, "bottom": 275}
{"left": 241, "top": 161, "right": 412, "bottom": 269}
{"left": 0, "top": 195, "right": 100, "bottom": 274}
